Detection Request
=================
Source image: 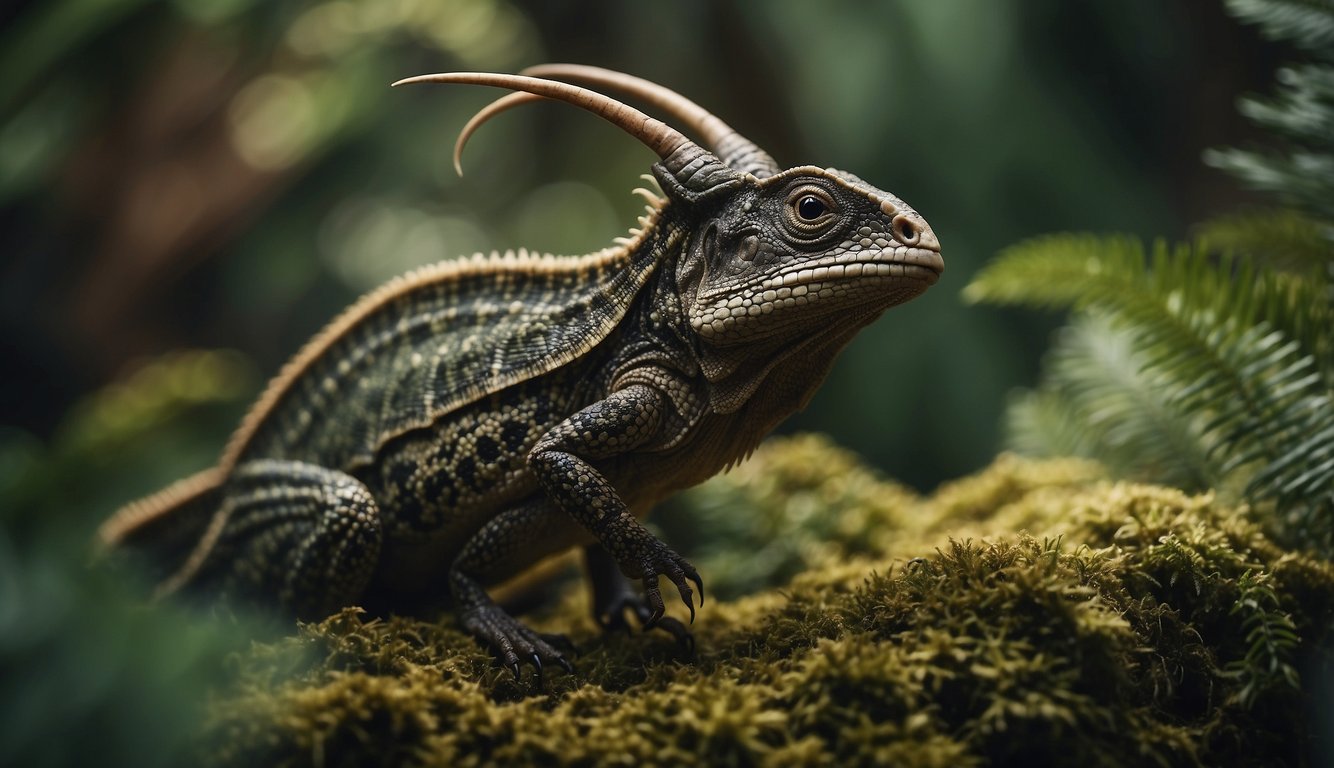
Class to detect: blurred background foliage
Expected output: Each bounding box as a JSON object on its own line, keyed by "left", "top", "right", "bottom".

{"left": 0, "top": 0, "right": 1306, "bottom": 765}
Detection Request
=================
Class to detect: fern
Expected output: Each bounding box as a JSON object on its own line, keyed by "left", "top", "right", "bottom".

{"left": 967, "top": 0, "right": 1334, "bottom": 556}
{"left": 969, "top": 236, "right": 1334, "bottom": 552}
{"left": 1225, "top": 570, "right": 1301, "bottom": 707}
{"left": 1196, "top": 207, "right": 1334, "bottom": 273}
{"left": 1004, "top": 312, "right": 1219, "bottom": 493}
{"left": 1223, "top": 0, "right": 1334, "bottom": 53}
{"left": 1205, "top": 67, "right": 1334, "bottom": 220}
{"left": 1206, "top": 1, "right": 1334, "bottom": 219}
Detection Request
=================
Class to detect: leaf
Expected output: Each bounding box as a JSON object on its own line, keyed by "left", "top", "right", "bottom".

{"left": 969, "top": 234, "right": 1334, "bottom": 554}
{"left": 1224, "top": 0, "right": 1334, "bottom": 53}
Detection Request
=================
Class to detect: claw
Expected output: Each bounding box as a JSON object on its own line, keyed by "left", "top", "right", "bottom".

{"left": 643, "top": 575, "right": 665, "bottom": 628}
{"left": 687, "top": 570, "right": 704, "bottom": 607}
{"left": 464, "top": 602, "right": 575, "bottom": 679}
{"left": 557, "top": 656, "right": 574, "bottom": 675}
{"left": 680, "top": 590, "right": 695, "bottom": 624}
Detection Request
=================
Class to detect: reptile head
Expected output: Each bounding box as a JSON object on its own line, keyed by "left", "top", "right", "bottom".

{"left": 678, "top": 166, "right": 942, "bottom": 347}
{"left": 397, "top": 64, "right": 942, "bottom": 368}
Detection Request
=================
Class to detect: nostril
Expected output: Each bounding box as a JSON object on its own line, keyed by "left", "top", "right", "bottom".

{"left": 892, "top": 214, "right": 920, "bottom": 245}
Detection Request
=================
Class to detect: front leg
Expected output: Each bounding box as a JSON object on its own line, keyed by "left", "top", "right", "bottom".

{"left": 586, "top": 543, "right": 695, "bottom": 652}
{"left": 529, "top": 383, "right": 702, "bottom": 627}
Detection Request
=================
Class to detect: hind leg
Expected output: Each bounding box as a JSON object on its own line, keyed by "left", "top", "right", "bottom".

{"left": 194, "top": 459, "right": 382, "bottom": 619}
{"left": 449, "top": 497, "right": 576, "bottom": 678}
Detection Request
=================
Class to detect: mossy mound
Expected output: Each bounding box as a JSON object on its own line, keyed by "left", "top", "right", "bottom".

{"left": 202, "top": 435, "right": 1334, "bottom": 766}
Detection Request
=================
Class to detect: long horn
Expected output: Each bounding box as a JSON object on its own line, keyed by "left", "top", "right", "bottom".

{"left": 524, "top": 64, "right": 780, "bottom": 178}
{"left": 392, "top": 71, "right": 741, "bottom": 197}
{"left": 394, "top": 72, "right": 691, "bottom": 157}
{"left": 394, "top": 71, "right": 742, "bottom": 198}
{"left": 451, "top": 91, "right": 545, "bottom": 176}
{"left": 451, "top": 65, "right": 780, "bottom": 179}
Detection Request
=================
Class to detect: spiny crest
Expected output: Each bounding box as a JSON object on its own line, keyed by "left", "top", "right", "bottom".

{"left": 98, "top": 467, "right": 223, "bottom": 547}
{"left": 218, "top": 197, "right": 671, "bottom": 473}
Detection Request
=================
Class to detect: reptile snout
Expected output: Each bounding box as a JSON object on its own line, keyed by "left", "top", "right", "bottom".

{"left": 888, "top": 209, "right": 942, "bottom": 284}
{"left": 892, "top": 211, "right": 941, "bottom": 255}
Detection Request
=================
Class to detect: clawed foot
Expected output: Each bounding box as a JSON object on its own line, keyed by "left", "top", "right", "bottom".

{"left": 597, "top": 593, "right": 696, "bottom": 654}
{"left": 462, "top": 605, "right": 574, "bottom": 681}
{"left": 594, "top": 539, "right": 702, "bottom": 653}
{"left": 636, "top": 540, "right": 704, "bottom": 629}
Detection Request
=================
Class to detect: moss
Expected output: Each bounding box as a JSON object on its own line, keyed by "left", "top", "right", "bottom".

{"left": 201, "top": 435, "right": 1332, "bottom": 767}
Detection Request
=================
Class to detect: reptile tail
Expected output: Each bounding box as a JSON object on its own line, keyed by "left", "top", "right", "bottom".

{"left": 98, "top": 468, "right": 225, "bottom": 590}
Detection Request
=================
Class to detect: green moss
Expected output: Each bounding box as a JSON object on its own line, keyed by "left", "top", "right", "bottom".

{"left": 200, "top": 435, "right": 1332, "bottom": 766}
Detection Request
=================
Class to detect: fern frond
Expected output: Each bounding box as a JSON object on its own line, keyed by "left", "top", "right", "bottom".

{"left": 962, "top": 234, "right": 1142, "bottom": 310}
{"left": 1224, "top": 570, "right": 1301, "bottom": 707}
{"left": 1224, "top": 0, "right": 1334, "bottom": 53}
{"left": 1238, "top": 65, "right": 1334, "bottom": 143}
{"left": 1005, "top": 313, "right": 1220, "bottom": 492}
{"left": 965, "top": 236, "right": 1253, "bottom": 315}
{"left": 968, "top": 234, "right": 1332, "bottom": 375}
{"left": 1005, "top": 390, "right": 1102, "bottom": 462}
{"left": 1206, "top": 147, "right": 1334, "bottom": 223}
{"left": 1195, "top": 207, "right": 1334, "bottom": 271}
{"left": 1200, "top": 208, "right": 1334, "bottom": 378}
{"left": 969, "top": 235, "right": 1334, "bottom": 553}
{"left": 973, "top": 0, "right": 1334, "bottom": 555}
{"left": 1205, "top": 64, "right": 1334, "bottom": 220}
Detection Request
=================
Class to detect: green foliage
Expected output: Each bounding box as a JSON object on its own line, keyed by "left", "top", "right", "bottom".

{"left": 199, "top": 436, "right": 1329, "bottom": 767}
{"left": 967, "top": 0, "right": 1334, "bottom": 556}
{"left": 1226, "top": 570, "right": 1302, "bottom": 707}
{"left": 968, "top": 235, "right": 1334, "bottom": 553}
{"left": 1003, "top": 311, "right": 1218, "bottom": 492}
{"left": 1204, "top": 63, "right": 1334, "bottom": 221}
{"left": 0, "top": 351, "right": 260, "bottom": 768}
{"left": 1196, "top": 207, "right": 1334, "bottom": 274}
{"left": 1207, "top": 1, "right": 1334, "bottom": 218}
{"left": 1225, "top": 0, "right": 1334, "bottom": 50}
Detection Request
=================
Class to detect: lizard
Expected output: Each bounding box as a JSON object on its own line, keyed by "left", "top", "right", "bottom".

{"left": 99, "top": 64, "right": 944, "bottom": 677}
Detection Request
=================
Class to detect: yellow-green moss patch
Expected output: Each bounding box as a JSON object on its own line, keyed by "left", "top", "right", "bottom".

{"left": 202, "top": 435, "right": 1332, "bottom": 766}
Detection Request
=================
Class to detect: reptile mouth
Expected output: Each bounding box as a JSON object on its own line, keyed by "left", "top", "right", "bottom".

{"left": 764, "top": 246, "right": 944, "bottom": 291}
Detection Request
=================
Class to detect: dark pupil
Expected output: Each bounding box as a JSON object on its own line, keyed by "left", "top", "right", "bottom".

{"left": 797, "top": 196, "right": 826, "bottom": 221}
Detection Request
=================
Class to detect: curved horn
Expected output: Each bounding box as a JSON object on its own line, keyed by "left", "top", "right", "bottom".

{"left": 394, "top": 72, "right": 692, "bottom": 157}
{"left": 394, "top": 71, "right": 742, "bottom": 198}
{"left": 523, "top": 64, "right": 780, "bottom": 178}
{"left": 452, "top": 91, "right": 545, "bottom": 176}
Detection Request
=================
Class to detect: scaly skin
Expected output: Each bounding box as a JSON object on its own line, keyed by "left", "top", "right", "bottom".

{"left": 101, "top": 68, "right": 943, "bottom": 677}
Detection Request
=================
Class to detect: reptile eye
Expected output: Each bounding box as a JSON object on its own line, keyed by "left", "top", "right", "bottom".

{"left": 783, "top": 185, "right": 837, "bottom": 239}
{"left": 797, "top": 196, "right": 826, "bottom": 221}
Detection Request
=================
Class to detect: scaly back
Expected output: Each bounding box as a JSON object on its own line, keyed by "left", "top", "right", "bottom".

{"left": 227, "top": 240, "right": 674, "bottom": 472}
